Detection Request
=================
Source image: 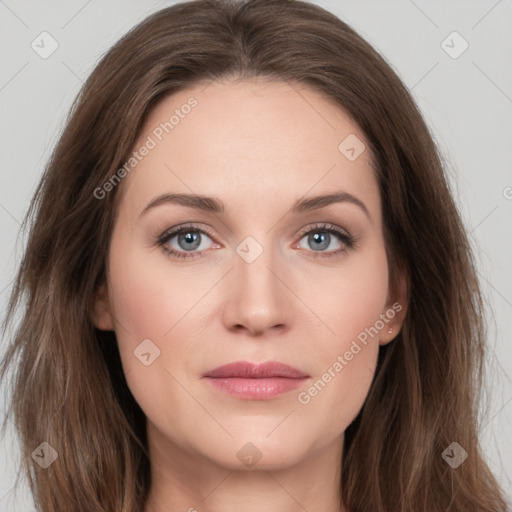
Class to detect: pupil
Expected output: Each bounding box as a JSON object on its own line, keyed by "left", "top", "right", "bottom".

{"left": 179, "top": 231, "right": 200, "bottom": 251}
{"left": 310, "top": 232, "right": 329, "bottom": 251}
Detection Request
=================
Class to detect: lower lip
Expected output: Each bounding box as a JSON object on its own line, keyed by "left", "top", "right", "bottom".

{"left": 204, "top": 377, "right": 309, "bottom": 400}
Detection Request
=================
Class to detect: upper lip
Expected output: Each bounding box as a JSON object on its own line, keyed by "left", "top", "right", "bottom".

{"left": 203, "top": 361, "right": 309, "bottom": 379}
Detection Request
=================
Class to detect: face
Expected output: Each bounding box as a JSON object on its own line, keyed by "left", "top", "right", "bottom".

{"left": 93, "top": 78, "right": 406, "bottom": 471}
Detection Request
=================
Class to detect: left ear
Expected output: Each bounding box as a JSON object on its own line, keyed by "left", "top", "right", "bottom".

{"left": 379, "top": 268, "right": 408, "bottom": 346}
{"left": 91, "top": 280, "right": 115, "bottom": 331}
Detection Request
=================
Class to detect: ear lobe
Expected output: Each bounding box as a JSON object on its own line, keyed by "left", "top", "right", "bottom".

{"left": 91, "top": 281, "right": 115, "bottom": 331}
{"left": 379, "top": 270, "right": 409, "bottom": 346}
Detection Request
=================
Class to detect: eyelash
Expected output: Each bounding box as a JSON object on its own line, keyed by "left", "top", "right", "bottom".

{"left": 156, "top": 222, "right": 359, "bottom": 260}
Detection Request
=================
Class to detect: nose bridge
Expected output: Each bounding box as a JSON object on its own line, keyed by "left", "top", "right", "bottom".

{"left": 223, "top": 232, "right": 289, "bottom": 335}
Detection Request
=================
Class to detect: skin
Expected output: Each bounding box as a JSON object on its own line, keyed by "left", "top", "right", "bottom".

{"left": 93, "top": 77, "right": 407, "bottom": 512}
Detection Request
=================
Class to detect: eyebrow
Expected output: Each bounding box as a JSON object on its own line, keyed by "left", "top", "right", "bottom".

{"left": 140, "top": 191, "right": 371, "bottom": 220}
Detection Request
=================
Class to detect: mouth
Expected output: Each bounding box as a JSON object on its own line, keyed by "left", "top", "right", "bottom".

{"left": 202, "top": 361, "right": 310, "bottom": 400}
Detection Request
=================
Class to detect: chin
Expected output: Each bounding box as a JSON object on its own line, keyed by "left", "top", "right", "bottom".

{"left": 202, "top": 432, "right": 314, "bottom": 471}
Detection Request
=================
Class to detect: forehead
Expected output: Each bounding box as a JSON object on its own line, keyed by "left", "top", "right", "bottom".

{"left": 119, "top": 78, "right": 380, "bottom": 222}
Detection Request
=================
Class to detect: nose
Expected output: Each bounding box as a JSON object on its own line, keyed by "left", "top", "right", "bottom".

{"left": 221, "top": 242, "right": 291, "bottom": 337}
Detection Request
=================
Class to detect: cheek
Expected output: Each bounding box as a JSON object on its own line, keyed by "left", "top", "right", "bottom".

{"left": 107, "top": 242, "right": 203, "bottom": 344}
{"left": 312, "top": 239, "right": 389, "bottom": 347}
{"left": 294, "top": 243, "right": 388, "bottom": 431}
{"left": 105, "top": 236, "right": 189, "bottom": 386}
{"left": 105, "top": 243, "right": 201, "bottom": 428}
{"left": 295, "top": 345, "right": 378, "bottom": 449}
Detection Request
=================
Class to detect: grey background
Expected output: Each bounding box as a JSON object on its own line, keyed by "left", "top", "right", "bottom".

{"left": 1, "top": 0, "right": 511, "bottom": 509}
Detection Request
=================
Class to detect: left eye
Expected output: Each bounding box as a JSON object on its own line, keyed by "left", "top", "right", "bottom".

{"left": 296, "top": 230, "right": 343, "bottom": 252}
{"left": 293, "top": 223, "right": 357, "bottom": 257}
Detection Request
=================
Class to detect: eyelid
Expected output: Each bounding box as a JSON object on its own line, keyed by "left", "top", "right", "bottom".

{"left": 295, "top": 222, "right": 351, "bottom": 239}
{"left": 157, "top": 222, "right": 216, "bottom": 243}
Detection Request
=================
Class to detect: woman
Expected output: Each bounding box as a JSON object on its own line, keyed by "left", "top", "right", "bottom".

{"left": 1, "top": 0, "right": 509, "bottom": 510}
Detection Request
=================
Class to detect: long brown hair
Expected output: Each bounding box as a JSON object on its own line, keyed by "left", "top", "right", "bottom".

{"left": 1, "top": 0, "right": 508, "bottom": 510}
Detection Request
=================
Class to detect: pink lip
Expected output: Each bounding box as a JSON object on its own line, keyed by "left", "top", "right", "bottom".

{"left": 203, "top": 361, "right": 309, "bottom": 400}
